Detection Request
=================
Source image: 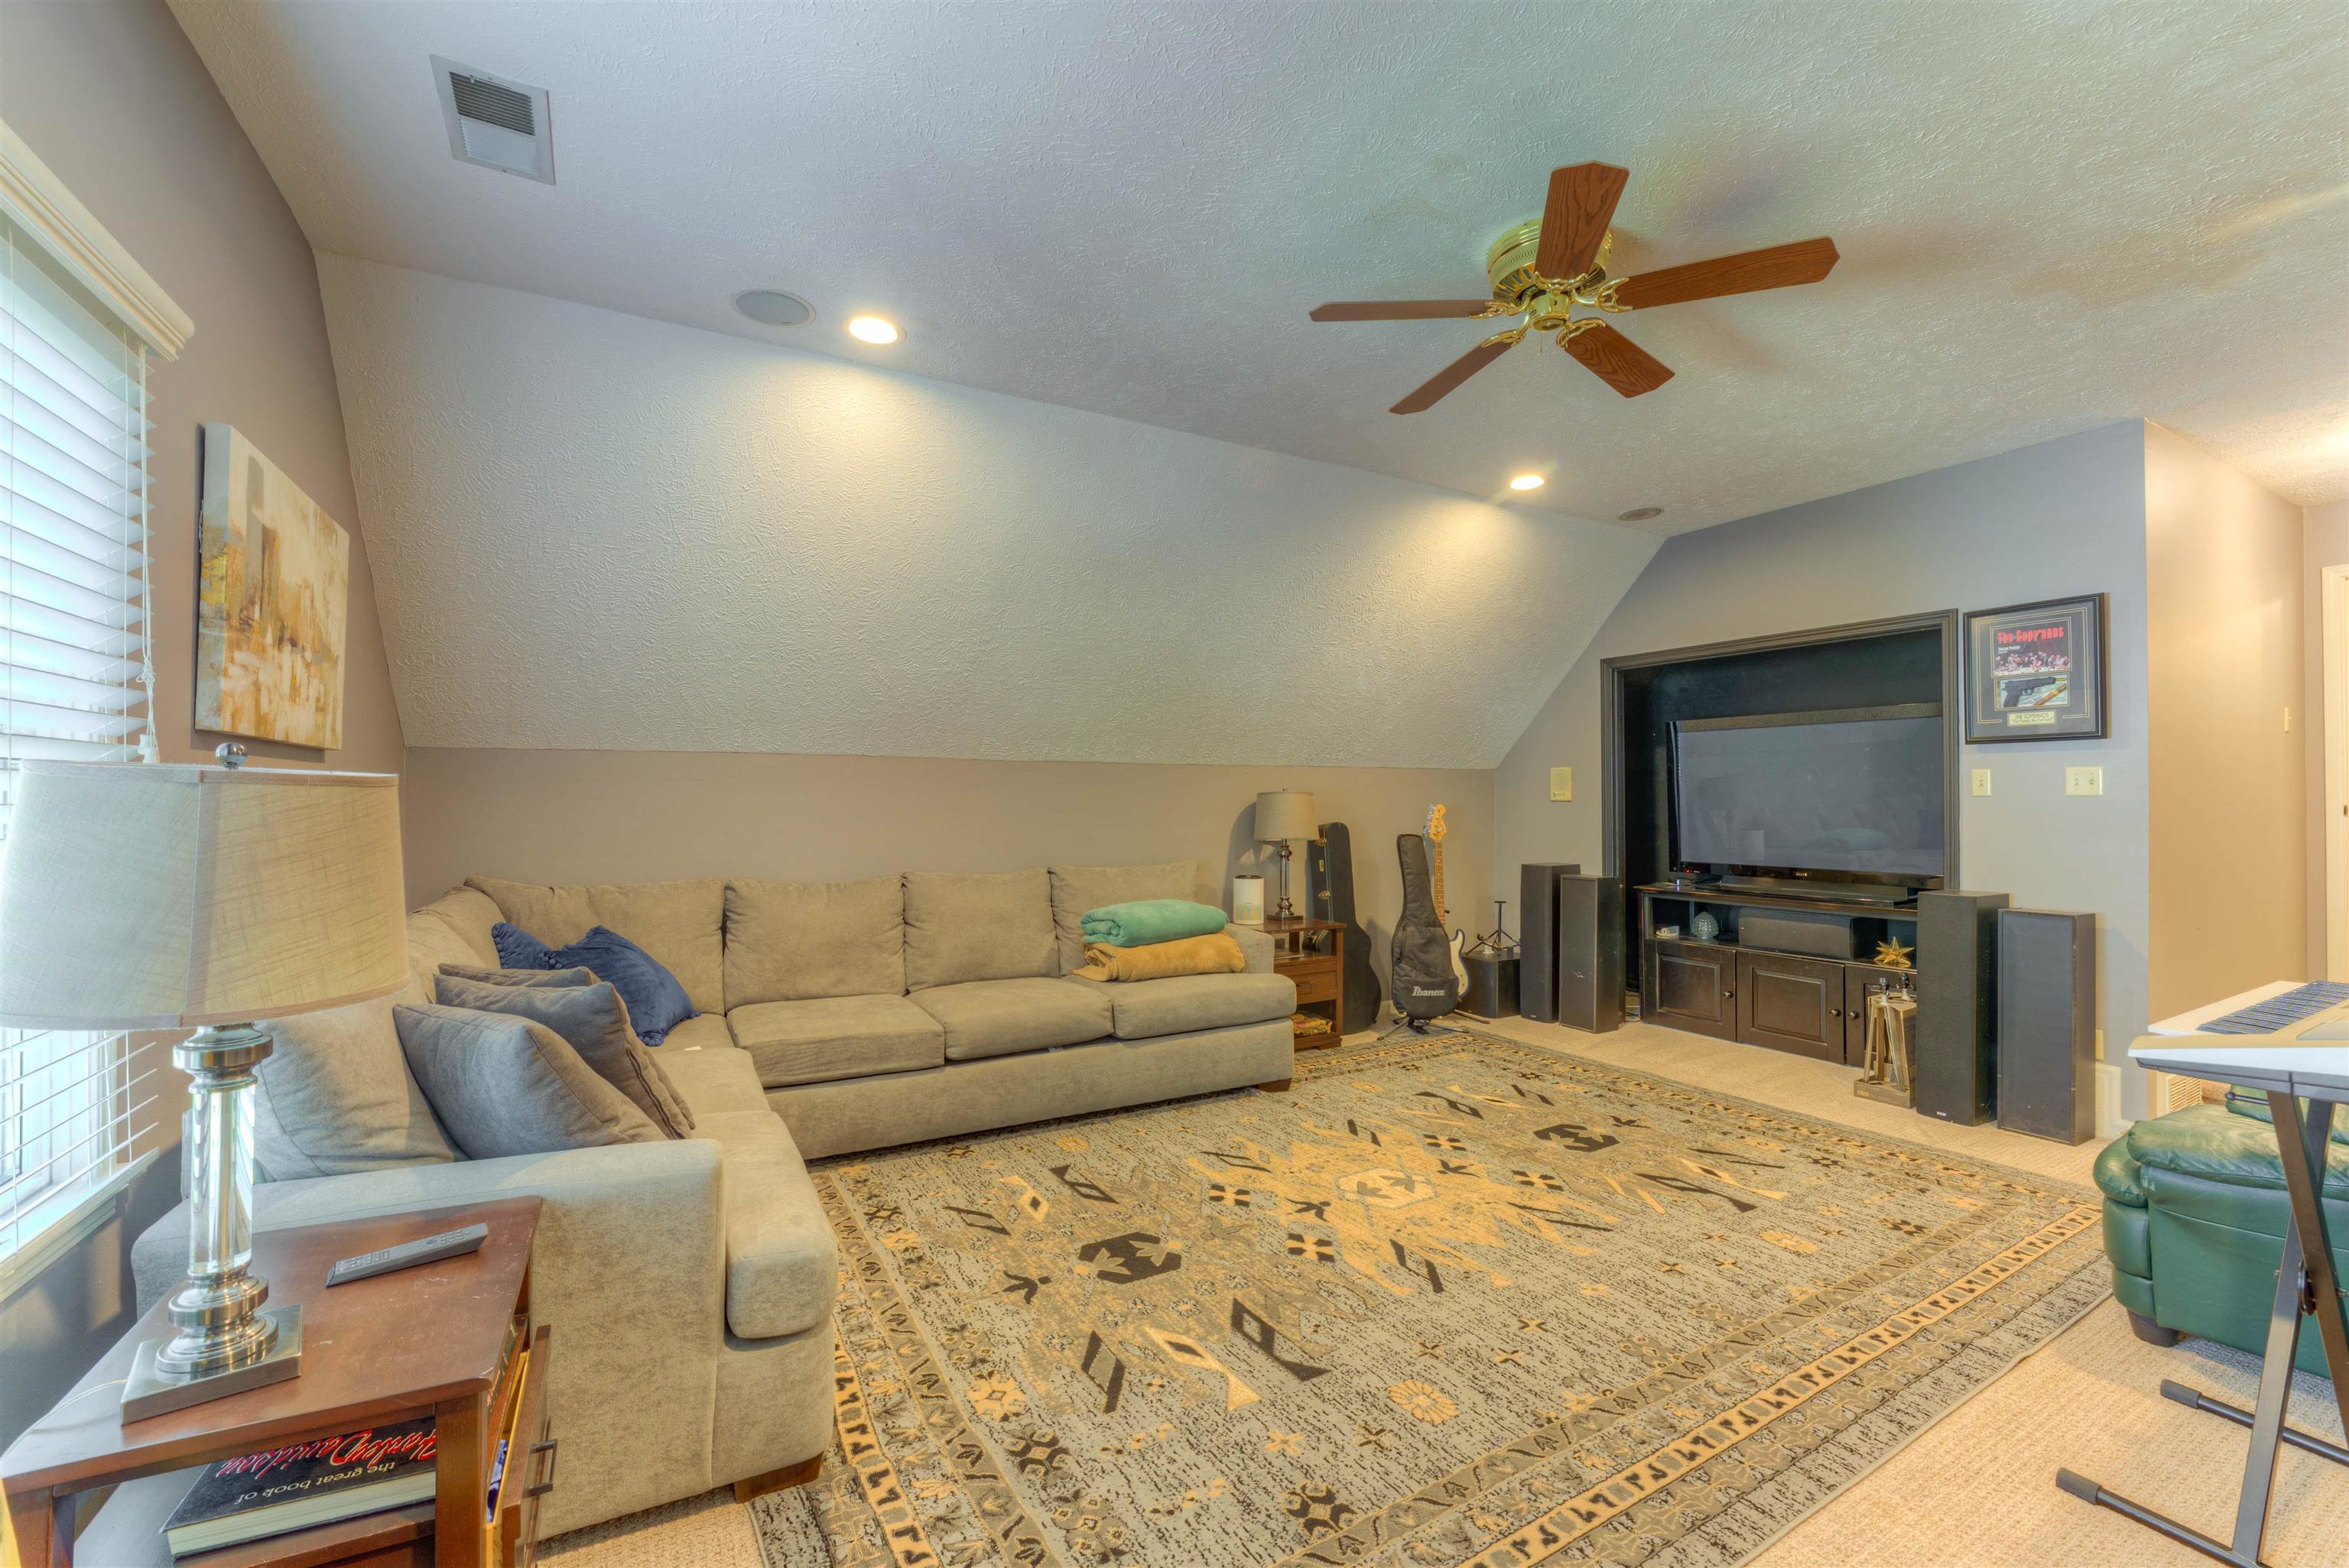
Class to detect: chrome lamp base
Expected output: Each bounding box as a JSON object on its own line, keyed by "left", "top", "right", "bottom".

{"left": 121, "top": 1018, "right": 303, "bottom": 1422}
{"left": 122, "top": 1304, "right": 303, "bottom": 1421}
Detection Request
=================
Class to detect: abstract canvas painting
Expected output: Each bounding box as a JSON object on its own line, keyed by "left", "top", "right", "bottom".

{"left": 196, "top": 424, "right": 349, "bottom": 748}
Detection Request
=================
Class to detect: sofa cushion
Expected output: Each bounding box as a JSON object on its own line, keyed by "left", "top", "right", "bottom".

{"left": 724, "top": 876, "right": 905, "bottom": 1008}
{"left": 689, "top": 1110, "right": 838, "bottom": 1339}
{"left": 2127, "top": 1103, "right": 2349, "bottom": 1200}
{"left": 1048, "top": 861, "right": 1198, "bottom": 974}
{"left": 1076, "top": 971, "right": 1298, "bottom": 1042}
{"left": 401, "top": 887, "right": 505, "bottom": 1003}
{"left": 910, "top": 977, "right": 1114, "bottom": 1063}
{"left": 468, "top": 876, "right": 726, "bottom": 1015}
{"left": 252, "top": 995, "right": 457, "bottom": 1181}
{"left": 653, "top": 1035, "right": 768, "bottom": 1118}
{"left": 728, "top": 994, "right": 945, "bottom": 1088}
{"left": 904, "top": 869, "right": 1056, "bottom": 989}
{"left": 434, "top": 975, "right": 694, "bottom": 1136}
{"left": 394, "top": 1004, "right": 667, "bottom": 1158}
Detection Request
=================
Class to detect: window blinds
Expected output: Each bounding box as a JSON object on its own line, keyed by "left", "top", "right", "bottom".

{"left": 1, "top": 211, "right": 159, "bottom": 1263}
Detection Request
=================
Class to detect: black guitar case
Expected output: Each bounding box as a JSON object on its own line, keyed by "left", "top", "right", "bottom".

{"left": 1392, "top": 833, "right": 1462, "bottom": 1026}
{"left": 1308, "top": 822, "right": 1381, "bottom": 1032}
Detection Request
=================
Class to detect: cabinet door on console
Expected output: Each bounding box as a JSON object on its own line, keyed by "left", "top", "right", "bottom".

{"left": 1736, "top": 951, "right": 1843, "bottom": 1060}
{"left": 1648, "top": 940, "right": 1735, "bottom": 1039}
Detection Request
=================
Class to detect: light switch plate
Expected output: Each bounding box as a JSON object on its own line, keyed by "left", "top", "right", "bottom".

{"left": 1970, "top": 768, "right": 1992, "bottom": 797}
{"left": 1550, "top": 766, "right": 1573, "bottom": 802}
{"left": 2065, "top": 766, "right": 2104, "bottom": 797}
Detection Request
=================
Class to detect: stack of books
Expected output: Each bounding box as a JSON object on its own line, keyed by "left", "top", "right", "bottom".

{"left": 164, "top": 1316, "right": 528, "bottom": 1557}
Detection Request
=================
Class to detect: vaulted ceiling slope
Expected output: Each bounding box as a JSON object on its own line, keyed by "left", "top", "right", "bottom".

{"left": 319, "top": 258, "right": 1657, "bottom": 764}
{"left": 176, "top": 2, "right": 2348, "bottom": 534}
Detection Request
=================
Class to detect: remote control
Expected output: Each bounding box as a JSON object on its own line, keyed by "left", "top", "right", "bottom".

{"left": 326, "top": 1223, "right": 489, "bottom": 1287}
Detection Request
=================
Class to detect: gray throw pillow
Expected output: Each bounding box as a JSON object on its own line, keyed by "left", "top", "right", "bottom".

{"left": 433, "top": 974, "right": 694, "bottom": 1135}
{"left": 437, "top": 963, "right": 597, "bottom": 989}
{"left": 393, "top": 1004, "right": 665, "bottom": 1159}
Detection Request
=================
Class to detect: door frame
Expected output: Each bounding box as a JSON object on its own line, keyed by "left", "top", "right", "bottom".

{"left": 2323, "top": 565, "right": 2349, "bottom": 979}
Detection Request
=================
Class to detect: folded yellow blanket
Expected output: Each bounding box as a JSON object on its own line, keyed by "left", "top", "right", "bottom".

{"left": 1072, "top": 931, "right": 1246, "bottom": 982}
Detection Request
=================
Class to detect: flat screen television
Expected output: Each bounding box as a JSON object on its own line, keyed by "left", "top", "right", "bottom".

{"left": 1669, "top": 703, "right": 1948, "bottom": 887}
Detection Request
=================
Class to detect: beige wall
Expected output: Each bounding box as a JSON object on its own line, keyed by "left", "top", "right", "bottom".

{"left": 403, "top": 749, "right": 1493, "bottom": 994}
{"left": 2305, "top": 498, "right": 2349, "bottom": 977}
{"left": 2143, "top": 424, "right": 2308, "bottom": 1024}
{"left": 0, "top": 0, "right": 404, "bottom": 1449}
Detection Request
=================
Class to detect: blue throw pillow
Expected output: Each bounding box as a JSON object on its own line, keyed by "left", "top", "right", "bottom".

{"left": 488, "top": 922, "right": 697, "bottom": 1046}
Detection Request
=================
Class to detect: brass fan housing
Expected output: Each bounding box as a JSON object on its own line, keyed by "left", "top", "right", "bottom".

{"left": 1485, "top": 219, "right": 1614, "bottom": 334}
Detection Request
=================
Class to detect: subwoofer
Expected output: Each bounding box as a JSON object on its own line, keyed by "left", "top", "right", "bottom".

{"left": 1517, "top": 862, "right": 1578, "bottom": 1023}
{"left": 1996, "top": 908, "right": 2097, "bottom": 1144}
{"left": 1555, "top": 874, "right": 1623, "bottom": 1034}
{"left": 1914, "top": 889, "right": 2006, "bottom": 1125}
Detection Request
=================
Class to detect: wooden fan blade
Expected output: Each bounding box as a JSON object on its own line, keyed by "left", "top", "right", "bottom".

{"left": 1534, "top": 162, "right": 1629, "bottom": 280}
{"left": 1310, "top": 299, "right": 1498, "bottom": 322}
{"left": 1564, "top": 322, "right": 1674, "bottom": 398}
{"left": 1612, "top": 237, "right": 1840, "bottom": 310}
{"left": 1391, "top": 337, "right": 1516, "bottom": 414}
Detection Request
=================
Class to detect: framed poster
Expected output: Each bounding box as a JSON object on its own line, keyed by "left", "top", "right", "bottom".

{"left": 196, "top": 424, "right": 349, "bottom": 748}
{"left": 1963, "top": 593, "right": 2107, "bottom": 743}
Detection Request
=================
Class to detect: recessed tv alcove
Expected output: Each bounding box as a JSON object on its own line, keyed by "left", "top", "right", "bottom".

{"left": 1600, "top": 611, "right": 1962, "bottom": 977}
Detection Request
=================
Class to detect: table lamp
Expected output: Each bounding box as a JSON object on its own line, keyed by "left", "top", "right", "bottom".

{"left": 1253, "top": 790, "right": 1317, "bottom": 920}
{"left": 0, "top": 747, "right": 407, "bottom": 1420}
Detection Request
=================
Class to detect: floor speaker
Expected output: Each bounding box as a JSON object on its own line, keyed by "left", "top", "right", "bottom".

{"left": 1555, "top": 874, "right": 1623, "bottom": 1034}
{"left": 1996, "top": 908, "right": 2097, "bottom": 1144}
{"left": 1914, "top": 889, "right": 2006, "bottom": 1125}
{"left": 1517, "top": 863, "right": 1577, "bottom": 1023}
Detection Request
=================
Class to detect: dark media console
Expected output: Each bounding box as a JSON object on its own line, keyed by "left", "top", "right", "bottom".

{"left": 1636, "top": 882, "right": 1923, "bottom": 1066}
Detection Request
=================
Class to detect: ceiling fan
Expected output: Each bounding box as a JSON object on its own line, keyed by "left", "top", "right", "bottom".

{"left": 1311, "top": 162, "right": 1839, "bottom": 413}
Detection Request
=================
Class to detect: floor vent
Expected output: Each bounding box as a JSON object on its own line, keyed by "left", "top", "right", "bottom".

{"left": 431, "top": 55, "right": 554, "bottom": 183}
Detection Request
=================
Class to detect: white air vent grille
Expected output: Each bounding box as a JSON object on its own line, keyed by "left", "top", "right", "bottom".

{"left": 431, "top": 55, "right": 554, "bottom": 183}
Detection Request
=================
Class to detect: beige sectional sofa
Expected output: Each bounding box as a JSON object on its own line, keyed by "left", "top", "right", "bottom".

{"left": 134, "top": 860, "right": 1291, "bottom": 1540}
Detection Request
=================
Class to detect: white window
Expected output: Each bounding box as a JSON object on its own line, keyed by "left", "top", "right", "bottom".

{"left": 0, "top": 122, "right": 189, "bottom": 1274}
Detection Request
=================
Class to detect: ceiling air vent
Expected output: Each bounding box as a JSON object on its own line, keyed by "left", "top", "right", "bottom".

{"left": 430, "top": 55, "right": 554, "bottom": 183}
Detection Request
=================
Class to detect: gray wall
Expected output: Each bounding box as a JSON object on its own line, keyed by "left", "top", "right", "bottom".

{"left": 404, "top": 748, "right": 1493, "bottom": 998}
{"left": 0, "top": 0, "right": 404, "bottom": 1448}
{"left": 1495, "top": 422, "right": 2156, "bottom": 1112}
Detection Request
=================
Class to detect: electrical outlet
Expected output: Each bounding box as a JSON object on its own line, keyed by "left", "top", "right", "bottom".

{"left": 2065, "top": 766, "right": 2104, "bottom": 797}
{"left": 1550, "top": 766, "right": 1573, "bottom": 802}
{"left": 1970, "top": 768, "right": 1992, "bottom": 797}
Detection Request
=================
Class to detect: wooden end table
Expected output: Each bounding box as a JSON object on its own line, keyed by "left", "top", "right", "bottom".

{"left": 1248, "top": 917, "right": 1346, "bottom": 1048}
{"left": 3, "top": 1197, "right": 551, "bottom": 1568}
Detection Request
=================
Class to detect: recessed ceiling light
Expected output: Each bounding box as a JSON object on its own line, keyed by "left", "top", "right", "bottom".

{"left": 1509, "top": 473, "right": 1545, "bottom": 492}
{"left": 1618, "top": 505, "right": 1664, "bottom": 522}
{"left": 734, "top": 289, "right": 812, "bottom": 327}
{"left": 846, "top": 315, "right": 901, "bottom": 345}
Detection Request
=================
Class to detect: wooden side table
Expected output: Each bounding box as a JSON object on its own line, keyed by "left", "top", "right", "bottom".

{"left": 1249, "top": 917, "right": 1346, "bottom": 1048}
{"left": 3, "top": 1198, "right": 550, "bottom": 1568}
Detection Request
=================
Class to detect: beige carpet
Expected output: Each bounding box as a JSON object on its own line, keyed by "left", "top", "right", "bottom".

{"left": 544, "top": 1018, "right": 2349, "bottom": 1568}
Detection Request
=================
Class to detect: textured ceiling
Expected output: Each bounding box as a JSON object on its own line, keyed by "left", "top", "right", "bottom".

{"left": 173, "top": 1, "right": 2349, "bottom": 534}
{"left": 317, "top": 257, "right": 1657, "bottom": 764}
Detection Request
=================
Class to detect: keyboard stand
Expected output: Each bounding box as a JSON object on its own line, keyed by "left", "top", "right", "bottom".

{"left": 2057, "top": 1088, "right": 2347, "bottom": 1566}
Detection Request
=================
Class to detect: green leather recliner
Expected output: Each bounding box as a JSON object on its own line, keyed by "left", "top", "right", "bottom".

{"left": 2096, "top": 1101, "right": 2349, "bottom": 1375}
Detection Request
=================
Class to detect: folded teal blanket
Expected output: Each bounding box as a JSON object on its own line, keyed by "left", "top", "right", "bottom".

{"left": 1080, "top": 898, "right": 1229, "bottom": 947}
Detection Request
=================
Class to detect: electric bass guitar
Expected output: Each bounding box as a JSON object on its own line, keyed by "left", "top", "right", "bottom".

{"left": 1425, "top": 804, "right": 1470, "bottom": 993}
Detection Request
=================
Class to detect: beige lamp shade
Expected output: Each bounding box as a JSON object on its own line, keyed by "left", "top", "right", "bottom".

{"left": 1254, "top": 789, "right": 1318, "bottom": 843}
{"left": 0, "top": 760, "right": 408, "bottom": 1030}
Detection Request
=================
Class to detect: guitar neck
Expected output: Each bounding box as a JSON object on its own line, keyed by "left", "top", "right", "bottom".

{"left": 1431, "top": 839, "right": 1447, "bottom": 927}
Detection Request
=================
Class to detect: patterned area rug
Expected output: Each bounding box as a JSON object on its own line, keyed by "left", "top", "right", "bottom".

{"left": 752, "top": 1028, "right": 2107, "bottom": 1567}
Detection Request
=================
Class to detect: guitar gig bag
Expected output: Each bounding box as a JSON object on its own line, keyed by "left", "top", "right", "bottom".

{"left": 1392, "top": 833, "right": 1462, "bottom": 1025}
